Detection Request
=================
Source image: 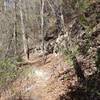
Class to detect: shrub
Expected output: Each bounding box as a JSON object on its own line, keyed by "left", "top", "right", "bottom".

{"left": 0, "top": 59, "right": 18, "bottom": 86}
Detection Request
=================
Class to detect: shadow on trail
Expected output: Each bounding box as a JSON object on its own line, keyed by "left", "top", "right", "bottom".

{"left": 59, "top": 48, "right": 100, "bottom": 100}
{"left": 60, "top": 72, "right": 100, "bottom": 100}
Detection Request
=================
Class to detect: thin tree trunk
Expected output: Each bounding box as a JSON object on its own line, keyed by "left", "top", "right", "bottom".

{"left": 13, "top": 0, "right": 17, "bottom": 55}
{"left": 4, "top": 0, "right": 6, "bottom": 11}
{"left": 41, "top": 0, "right": 45, "bottom": 62}
{"left": 19, "top": 0, "right": 28, "bottom": 60}
{"left": 24, "top": 0, "right": 30, "bottom": 59}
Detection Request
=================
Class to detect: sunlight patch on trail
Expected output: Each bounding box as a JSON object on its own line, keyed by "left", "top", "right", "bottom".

{"left": 32, "top": 67, "right": 51, "bottom": 81}
{"left": 21, "top": 67, "right": 53, "bottom": 93}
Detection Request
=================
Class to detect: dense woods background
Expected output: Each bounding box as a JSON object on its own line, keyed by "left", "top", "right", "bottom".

{"left": 0, "top": 0, "right": 100, "bottom": 100}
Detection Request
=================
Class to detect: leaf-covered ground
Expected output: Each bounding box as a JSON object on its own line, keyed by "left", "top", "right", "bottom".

{"left": 0, "top": 54, "right": 77, "bottom": 100}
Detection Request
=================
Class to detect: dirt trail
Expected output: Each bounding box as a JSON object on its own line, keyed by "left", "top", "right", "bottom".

{"left": 0, "top": 54, "right": 77, "bottom": 100}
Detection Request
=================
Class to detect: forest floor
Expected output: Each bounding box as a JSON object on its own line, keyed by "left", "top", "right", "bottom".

{"left": 0, "top": 54, "right": 77, "bottom": 100}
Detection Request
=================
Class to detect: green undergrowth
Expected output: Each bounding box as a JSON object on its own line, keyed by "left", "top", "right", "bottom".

{"left": 62, "top": 45, "right": 79, "bottom": 67}
{"left": 0, "top": 59, "right": 22, "bottom": 87}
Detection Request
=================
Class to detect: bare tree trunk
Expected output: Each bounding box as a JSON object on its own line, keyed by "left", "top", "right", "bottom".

{"left": 24, "top": 0, "right": 30, "bottom": 59}
{"left": 13, "top": 0, "right": 17, "bottom": 55}
{"left": 41, "top": 0, "right": 46, "bottom": 63}
{"left": 4, "top": 0, "right": 6, "bottom": 11}
{"left": 19, "top": 0, "right": 29, "bottom": 60}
